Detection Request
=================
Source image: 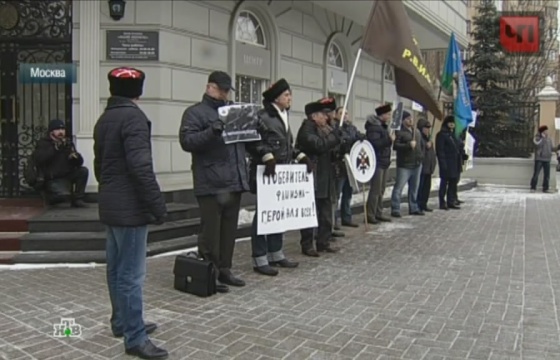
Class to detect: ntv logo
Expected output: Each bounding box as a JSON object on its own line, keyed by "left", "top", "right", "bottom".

{"left": 53, "top": 318, "right": 82, "bottom": 338}
{"left": 499, "top": 13, "right": 541, "bottom": 54}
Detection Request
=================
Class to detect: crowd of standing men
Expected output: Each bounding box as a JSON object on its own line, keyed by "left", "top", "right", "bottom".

{"left": 91, "top": 68, "right": 469, "bottom": 359}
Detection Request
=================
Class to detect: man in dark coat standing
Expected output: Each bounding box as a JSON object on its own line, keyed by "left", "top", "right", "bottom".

{"left": 435, "top": 116, "right": 462, "bottom": 210}
{"left": 180, "top": 71, "right": 265, "bottom": 292}
{"left": 94, "top": 67, "right": 168, "bottom": 359}
{"left": 296, "top": 99, "right": 344, "bottom": 257}
{"left": 416, "top": 119, "right": 436, "bottom": 212}
{"left": 247, "top": 78, "right": 313, "bottom": 276}
{"left": 365, "top": 104, "right": 395, "bottom": 224}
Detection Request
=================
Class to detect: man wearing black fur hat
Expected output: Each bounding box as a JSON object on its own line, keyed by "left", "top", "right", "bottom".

{"left": 34, "top": 118, "right": 89, "bottom": 207}
{"left": 94, "top": 67, "right": 168, "bottom": 359}
{"left": 365, "top": 103, "right": 395, "bottom": 224}
{"left": 247, "top": 78, "right": 313, "bottom": 276}
{"left": 296, "top": 99, "right": 345, "bottom": 256}
{"left": 180, "top": 71, "right": 270, "bottom": 291}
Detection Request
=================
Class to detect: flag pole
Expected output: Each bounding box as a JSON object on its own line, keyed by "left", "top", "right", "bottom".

{"left": 429, "top": 87, "right": 442, "bottom": 138}
{"left": 340, "top": 48, "right": 362, "bottom": 124}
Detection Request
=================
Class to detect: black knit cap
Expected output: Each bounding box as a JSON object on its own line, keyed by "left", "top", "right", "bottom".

{"left": 108, "top": 67, "right": 145, "bottom": 99}
{"left": 48, "top": 119, "right": 65, "bottom": 132}
{"left": 375, "top": 103, "right": 392, "bottom": 116}
{"left": 402, "top": 111, "right": 411, "bottom": 120}
{"left": 262, "top": 78, "right": 290, "bottom": 102}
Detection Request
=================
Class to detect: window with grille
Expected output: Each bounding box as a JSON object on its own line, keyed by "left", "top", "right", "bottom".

{"left": 235, "top": 10, "right": 268, "bottom": 104}
{"left": 327, "top": 43, "right": 344, "bottom": 69}
{"left": 384, "top": 64, "right": 394, "bottom": 81}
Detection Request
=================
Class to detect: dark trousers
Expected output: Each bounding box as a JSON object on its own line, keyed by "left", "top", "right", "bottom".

{"left": 530, "top": 160, "right": 550, "bottom": 191}
{"left": 439, "top": 177, "right": 458, "bottom": 206}
{"left": 300, "top": 197, "right": 332, "bottom": 251}
{"left": 366, "top": 168, "right": 388, "bottom": 220}
{"left": 250, "top": 211, "right": 284, "bottom": 267}
{"left": 105, "top": 225, "right": 148, "bottom": 349}
{"left": 335, "top": 176, "right": 353, "bottom": 225}
{"left": 417, "top": 174, "right": 432, "bottom": 210}
{"left": 45, "top": 166, "right": 89, "bottom": 204}
{"left": 196, "top": 192, "right": 242, "bottom": 272}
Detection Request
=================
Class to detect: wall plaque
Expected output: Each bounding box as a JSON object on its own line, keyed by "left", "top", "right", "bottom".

{"left": 328, "top": 68, "right": 348, "bottom": 95}
{"left": 235, "top": 42, "right": 271, "bottom": 79}
{"left": 106, "top": 30, "right": 159, "bottom": 61}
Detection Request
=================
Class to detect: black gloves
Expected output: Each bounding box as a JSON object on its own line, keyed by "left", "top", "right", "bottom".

{"left": 264, "top": 158, "right": 276, "bottom": 176}
{"left": 153, "top": 213, "right": 167, "bottom": 225}
{"left": 357, "top": 132, "right": 367, "bottom": 141}
{"left": 211, "top": 119, "right": 225, "bottom": 135}
{"left": 463, "top": 154, "right": 469, "bottom": 161}
{"left": 300, "top": 156, "right": 314, "bottom": 173}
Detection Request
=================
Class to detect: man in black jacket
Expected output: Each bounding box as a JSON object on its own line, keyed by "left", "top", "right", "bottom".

{"left": 365, "top": 104, "right": 395, "bottom": 224}
{"left": 333, "top": 107, "right": 365, "bottom": 228}
{"left": 390, "top": 111, "right": 425, "bottom": 217}
{"left": 180, "top": 71, "right": 265, "bottom": 291}
{"left": 248, "top": 79, "right": 313, "bottom": 276}
{"left": 416, "top": 119, "right": 436, "bottom": 212}
{"left": 34, "top": 119, "right": 88, "bottom": 207}
{"left": 296, "top": 99, "right": 343, "bottom": 257}
{"left": 93, "top": 67, "right": 168, "bottom": 359}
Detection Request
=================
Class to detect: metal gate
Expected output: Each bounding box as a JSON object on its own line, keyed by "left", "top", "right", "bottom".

{"left": 443, "top": 101, "right": 540, "bottom": 158}
{"left": 0, "top": 0, "right": 72, "bottom": 197}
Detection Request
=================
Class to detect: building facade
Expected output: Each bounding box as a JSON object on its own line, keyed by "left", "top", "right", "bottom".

{"left": 0, "top": 0, "right": 468, "bottom": 197}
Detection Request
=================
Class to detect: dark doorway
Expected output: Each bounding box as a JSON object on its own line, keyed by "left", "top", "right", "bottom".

{"left": 0, "top": 0, "right": 72, "bottom": 198}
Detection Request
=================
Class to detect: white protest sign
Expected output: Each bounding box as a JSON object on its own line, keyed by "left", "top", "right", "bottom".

{"left": 343, "top": 154, "right": 359, "bottom": 190}
{"left": 348, "top": 141, "right": 377, "bottom": 183}
{"left": 465, "top": 132, "right": 475, "bottom": 170}
{"left": 555, "top": 117, "right": 560, "bottom": 129}
{"left": 256, "top": 164, "right": 318, "bottom": 235}
{"left": 468, "top": 110, "right": 477, "bottom": 128}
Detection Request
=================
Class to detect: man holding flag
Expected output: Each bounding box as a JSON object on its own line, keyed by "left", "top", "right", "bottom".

{"left": 440, "top": 33, "right": 472, "bottom": 205}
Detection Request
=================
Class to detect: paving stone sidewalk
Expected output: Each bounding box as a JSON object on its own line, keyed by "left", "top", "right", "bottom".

{"left": 1, "top": 186, "right": 560, "bottom": 360}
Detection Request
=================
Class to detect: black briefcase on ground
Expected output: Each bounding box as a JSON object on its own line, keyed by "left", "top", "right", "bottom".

{"left": 173, "top": 252, "right": 217, "bottom": 297}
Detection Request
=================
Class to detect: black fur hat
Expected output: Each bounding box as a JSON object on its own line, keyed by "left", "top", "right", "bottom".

{"left": 375, "top": 103, "right": 392, "bottom": 116}
{"left": 108, "top": 67, "right": 145, "bottom": 99}
{"left": 262, "top": 78, "right": 290, "bottom": 102}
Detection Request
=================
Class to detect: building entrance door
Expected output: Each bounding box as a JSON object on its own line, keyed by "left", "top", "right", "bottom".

{"left": 0, "top": 1, "right": 72, "bottom": 198}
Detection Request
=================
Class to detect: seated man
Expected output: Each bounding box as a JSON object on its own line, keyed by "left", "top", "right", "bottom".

{"left": 34, "top": 119, "right": 89, "bottom": 207}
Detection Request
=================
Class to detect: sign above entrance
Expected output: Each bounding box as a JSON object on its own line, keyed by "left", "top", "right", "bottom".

{"left": 235, "top": 42, "right": 271, "bottom": 79}
{"left": 106, "top": 31, "right": 159, "bottom": 61}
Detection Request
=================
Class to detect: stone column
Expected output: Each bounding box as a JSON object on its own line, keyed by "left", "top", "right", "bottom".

{"left": 75, "top": 1, "right": 101, "bottom": 192}
{"left": 78, "top": 0, "right": 101, "bottom": 135}
{"left": 537, "top": 76, "right": 559, "bottom": 191}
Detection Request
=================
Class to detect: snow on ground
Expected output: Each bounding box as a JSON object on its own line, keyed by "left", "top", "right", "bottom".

{"left": 0, "top": 263, "right": 99, "bottom": 270}
{"left": 366, "top": 222, "right": 415, "bottom": 235}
